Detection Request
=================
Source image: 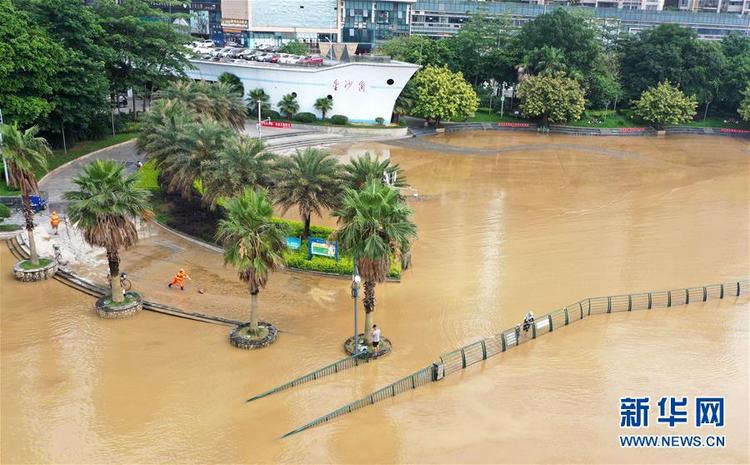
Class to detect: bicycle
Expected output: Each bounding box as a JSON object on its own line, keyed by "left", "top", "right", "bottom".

{"left": 107, "top": 272, "right": 132, "bottom": 292}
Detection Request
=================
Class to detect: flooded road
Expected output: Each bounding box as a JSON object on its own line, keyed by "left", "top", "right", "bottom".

{"left": 2, "top": 132, "right": 748, "bottom": 463}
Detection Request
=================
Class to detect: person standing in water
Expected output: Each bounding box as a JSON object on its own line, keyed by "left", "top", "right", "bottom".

{"left": 371, "top": 324, "right": 381, "bottom": 352}
{"left": 168, "top": 268, "right": 191, "bottom": 291}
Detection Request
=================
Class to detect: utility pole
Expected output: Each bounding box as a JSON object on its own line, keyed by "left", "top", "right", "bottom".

{"left": 500, "top": 81, "right": 508, "bottom": 118}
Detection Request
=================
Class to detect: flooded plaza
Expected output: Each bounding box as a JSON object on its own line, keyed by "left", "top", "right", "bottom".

{"left": 1, "top": 132, "right": 748, "bottom": 463}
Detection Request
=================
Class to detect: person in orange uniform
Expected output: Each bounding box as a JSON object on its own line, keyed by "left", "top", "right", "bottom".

{"left": 50, "top": 211, "right": 60, "bottom": 235}
{"left": 168, "top": 268, "right": 191, "bottom": 291}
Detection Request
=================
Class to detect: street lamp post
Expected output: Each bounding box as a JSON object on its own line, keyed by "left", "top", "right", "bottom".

{"left": 0, "top": 108, "right": 8, "bottom": 185}
{"left": 500, "top": 81, "right": 508, "bottom": 118}
{"left": 257, "top": 100, "right": 262, "bottom": 140}
{"left": 351, "top": 272, "right": 361, "bottom": 355}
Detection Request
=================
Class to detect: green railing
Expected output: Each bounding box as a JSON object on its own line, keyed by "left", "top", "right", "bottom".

{"left": 282, "top": 279, "right": 748, "bottom": 437}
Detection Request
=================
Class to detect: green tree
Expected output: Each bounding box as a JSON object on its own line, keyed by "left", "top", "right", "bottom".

{"left": 632, "top": 81, "right": 697, "bottom": 130}
{"left": 719, "top": 35, "right": 750, "bottom": 114}
{"left": 449, "top": 13, "right": 514, "bottom": 85}
{"left": 333, "top": 180, "right": 417, "bottom": 347}
{"left": 517, "top": 73, "right": 585, "bottom": 126}
{"left": 393, "top": 81, "right": 417, "bottom": 123}
{"left": 155, "top": 80, "right": 247, "bottom": 130}
{"left": 273, "top": 148, "right": 341, "bottom": 239}
{"left": 0, "top": 124, "right": 51, "bottom": 264}
{"left": 215, "top": 188, "right": 287, "bottom": 334}
{"left": 737, "top": 84, "right": 750, "bottom": 123}
{"left": 344, "top": 153, "right": 407, "bottom": 190}
{"left": 522, "top": 46, "right": 567, "bottom": 76}
{"left": 277, "top": 93, "right": 300, "bottom": 119}
{"left": 137, "top": 99, "right": 195, "bottom": 169}
{"left": 218, "top": 72, "right": 244, "bottom": 97}
{"left": 19, "top": 0, "right": 112, "bottom": 144}
{"left": 279, "top": 40, "right": 308, "bottom": 55}
{"left": 0, "top": 0, "right": 64, "bottom": 127}
{"left": 201, "top": 137, "right": 276, "bottom": 209}
{"left": 247, "top": 88, "right": 271, "bottom": 117}
{"left": 376, "top": 35, "right": 454, "bottom": 68}
{"left": 411, "top": 66, "right": 479, "bottom": 125}
{"left": 64, "top": 160, "right": 151, "bottom": 302}
{"left": 313, "top": 96, "right": 333, "bottom": 119}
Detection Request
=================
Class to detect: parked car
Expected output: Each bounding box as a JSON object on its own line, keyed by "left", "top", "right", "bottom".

{"left": 210, "top": 47, "right": 233, "bottom": 58}
{"left": 227, "top": 47, "right": 246, "bottom": 59}
{"left": 238, "top": 50, "right": 258, "bottom": 60}
{"left": 191, "top": 40, "right": 214, "bottom": 49}
{"left": 299, "top": 55, "right": 324, "bottom": 65}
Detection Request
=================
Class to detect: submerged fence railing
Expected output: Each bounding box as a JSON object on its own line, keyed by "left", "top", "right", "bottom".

{"left": 282, "top": 279, "right": 749, "bottom": 437}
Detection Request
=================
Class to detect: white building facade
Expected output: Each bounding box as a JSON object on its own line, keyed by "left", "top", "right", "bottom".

{"left": 185, "top": 59, "right": 419, "bottom": 123}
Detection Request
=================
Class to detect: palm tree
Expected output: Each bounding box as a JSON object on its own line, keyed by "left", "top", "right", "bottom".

{"left": 155, "top": 80, "right": 247, "bottom": 130}
{"left": 215, "top": 189, "right": 287, "bottom": 334}
{"left": 522, "top": 46, "right": 567, "bottom": 76}
{"left": 201, "top": 137, "right": 276, "bottom": 209}
{"left": 314, "top": 96, "right": 333, "bottom": 119}
{"left": 334, "top": 180, "right": 417, "bottom": 347}
{"left": 277, "top": 93, "right": 299, "bottom": 120}
{"left": 64, "top": 160, "right": 151, "bottom": 303}
{"left": 247, "top": 88, "right": 270, "bottom": 116}
{"left": 137, "top": 99, "right": 194, "bottom": 168}
{"left": 0, "top": 124, "right": 51, "bottom": 264}
{"left": 273, "top": 148, "right": 341, "bottom": 239}
{"left": 344, "top": 153, "right": 407, "bottom": 190}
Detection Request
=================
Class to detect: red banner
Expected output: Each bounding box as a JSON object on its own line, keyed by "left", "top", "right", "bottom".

{"left": 617, "top": 127, "right": 647, "bottom": 133}
{"left": 260, "top": 121, "right": 292, "bottom": 128}
{"left": 496, "top": 122, "right": 530, "bottom": 127}
{"left": 719, "top": 128, "right": 750, "bottom": 134}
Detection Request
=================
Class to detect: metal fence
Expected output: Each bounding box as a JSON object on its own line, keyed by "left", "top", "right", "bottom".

{"left": 246, "top": 354, "right": 370, "bottom": 402}
{"left": 282, "top": 279, "right": 748, "bottom": 437}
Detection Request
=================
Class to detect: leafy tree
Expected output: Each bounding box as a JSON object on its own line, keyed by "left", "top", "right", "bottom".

{"left": 137, "top": 99, "right": 195, "bottom": 169}
{"left": 737, "top": 84, "right": 750, "bottom": 123}
{"left": 411, "top": 66, "right": 479, "bottom": 125}
{"left": 344, "top": 153, "right": 406, "bottom": 190}
{"left": 393, "top": 81, "right": 417, "bottom": 123}
{"left": 273, "top": 148, "right": 341, "bottom": 239}
{"left": 215, "top": 188, "right": 288, "bottom": 334}
{"left": 64, "top": 160, "right": 151, "bottom": 302}
{"left": 279, "top": 40, "right": 308, "bottom": 56}
{"left": 218, "top": 72, "right": 244, "bottom": 97}
{"left": 632, "top": 81, "right": 697, "bottom": 130}
{"left": 277, "top": 94, "right": 300, "bottom": 120}
{"left": 517, "top": 73, "right": 585, "bottom": 126}
{"left": 449, "top": 13, "right": 514, "bottom": 85}
{"left": 0, "top": 124, "right": 51, "bottom": 264}
{"left": 201, "top": 137, "right": 276, "bottom": 209}
{"left": 522, "top": 46, "right": 567, "bottom": 76}
{"left": 0, "top": 0, "right": 64, "bottom": 127}
{"left": 377, "top": 35, "right": 455, "bottom": 68}
{"left": 333, "top": 180, "right": 417, "bottom": 348}
{"left": 247, "top": 88, "right": 270, "bottom": 117}
{"left": 719, "top": 35, "right": 750, "bottom": 113}
{"left": 155, "top": 80, "right": 247, "bottom": 130}
{"left": 18, "top": 0, "right": 112, "bottom": 144}
{"left": 313, "top": 96, "right": 333, "bottom": 119}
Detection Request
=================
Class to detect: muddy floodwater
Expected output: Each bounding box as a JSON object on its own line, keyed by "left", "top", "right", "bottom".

{"left": 1, "top": 132, "right": 748, "bottom": 464}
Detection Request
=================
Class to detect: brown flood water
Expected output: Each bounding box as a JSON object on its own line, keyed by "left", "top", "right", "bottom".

{"left": 2, "top": 132, "right": 749, "bottom": 464}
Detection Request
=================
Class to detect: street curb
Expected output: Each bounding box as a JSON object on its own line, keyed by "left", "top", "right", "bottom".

{"left": 38, "top": 137, "right": 138, "bottom": 185}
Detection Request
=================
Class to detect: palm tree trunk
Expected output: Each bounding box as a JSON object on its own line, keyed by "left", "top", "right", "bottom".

{"left": 107, "top": 247, "right": 123, "bottom": 303}
{"left": 21, "top": 195, "right": 39, "bottom": 263}
{"left": 363, "top": 280, "right": 376, "bottom": 348}
{"left": 249, "top": 287, "right": 259, "bottom": 333}
{"left": 303, "top": 212, "right": 311, "bottom": 240}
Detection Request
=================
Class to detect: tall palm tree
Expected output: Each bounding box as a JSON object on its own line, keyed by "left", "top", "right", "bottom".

{"left": 344, "top": 152, "right": 407, "bottom": 190}
{"left": 277, "top": 94, "right": 299, "bottom": 120}
{"left": 137, "top": 99, "right": 195, "bottom": 168}
{"left": 313, "top": 96, "right": 333, "bottom": 119}
{"left": 247, "top": 88, "right": 270, "bottom": 116}
{"left": 64, "top": 160, "right": 152, "bottom": 303}
{"left": 155, "top": 80, "right": 247, "bottom": 130}
{"left": 334, "top": 180, "right": 417, "bottom": 346}
{"left": 215, "top": 188, "right": 287, "bottom": 334}
{"left": 201, "top": 137, "right": 276, "bottom": 209}
{"left": 0, "top": 124, "right": 51, "bottom": 264}
{"left": 273, "top": 148, "right": 341, "bottom": 239}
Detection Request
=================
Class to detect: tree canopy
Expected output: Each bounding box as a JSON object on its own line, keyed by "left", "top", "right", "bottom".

{"left": 517, "top": 73, "right": 585, "bottom": 125}
{"left": 632, "top": 81, "right": 697, "bottom": 130}
{"left": 410, "top": 66, "right": 479, "bottom": 124}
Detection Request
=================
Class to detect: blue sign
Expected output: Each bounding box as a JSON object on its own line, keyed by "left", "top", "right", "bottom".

{"left": 286, "top": 237, "right": 301, "bottom": 250}
{"left": 307, "top": 237, "right": 339, "bottom": 261}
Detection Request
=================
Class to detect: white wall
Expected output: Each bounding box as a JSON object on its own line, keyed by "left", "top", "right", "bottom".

{"left": 186, "top": 60, "right": 420, "bottom": 123}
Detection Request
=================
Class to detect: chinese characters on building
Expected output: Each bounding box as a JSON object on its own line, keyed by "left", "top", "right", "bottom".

{"left": 331, "top": 79, "right": 367, "bottom": 92}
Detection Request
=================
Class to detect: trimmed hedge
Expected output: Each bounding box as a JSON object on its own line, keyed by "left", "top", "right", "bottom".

{"left": 283, "top": 238, "right": 401, "bottom": 278}
{"left": 330, "top": 114, "right": 348, "bottom": 125}
{"left": 264, "top": 110, "right": 282, "bottom": 121}
{"left": 293, "top": 112, "right": 317, "bottom": 123}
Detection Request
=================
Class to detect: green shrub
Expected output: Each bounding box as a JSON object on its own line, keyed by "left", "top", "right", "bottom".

{"left": 282, "top": 237, "right": 401, "bottom": 278}
{"left": 272, "top": 217, "right": 334, "bottom": 238}
{"left": 375, "top": 117, "right": 385, "bottom": 125}
{"left": 330, "top": 114, "right": 348, "bottom": 125}
{"left": 136, "top": 161, "right": 161, "bottom": 192}
{"left": 0, "top": 203, "right": 10, "bottom": 222}
{"left": 293, "top": 112, "right": 317, "bottom": 123}
{"left": 263, "top": 110, "right": 281, "bottom": 121}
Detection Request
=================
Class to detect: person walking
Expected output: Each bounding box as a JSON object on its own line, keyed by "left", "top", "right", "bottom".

{"left": 50, "top": 211, "right": 60, "bottom": 235}
{"left": 371, "top": 324, "right": 381, "bottom": 353}
{"left": 168, "top": 268, "right": 191, "bottom": 291}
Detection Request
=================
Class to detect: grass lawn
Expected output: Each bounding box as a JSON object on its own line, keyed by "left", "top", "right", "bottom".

{"left": 19, "top": 258, "right": 52, "bottom": 269}
{"left": 674, "top": 116, "right": 750, "bottom": 129}
{"left": 0, "top": 224, "right": 21, "bottom": 232}
{"left": 449, "top": 108, "right": 530, "bottom": 124}
{"left": 568, "top": 110, "right": 641, "bottom": 128}
{"left": 0, "top": 180, "right": 19, "bottom": 196}
{"left": 236, "top": 326, "right": 269, "bottom": 340}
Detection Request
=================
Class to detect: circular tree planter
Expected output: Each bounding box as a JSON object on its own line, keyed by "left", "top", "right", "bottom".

{"left": 95, "top": 291, "right": 143, "bottom": 319}
{"left": 229, "top": 322, "right": 278, "bottom": 349}
{"left": 344, "top": 334, "right": 392, "bottom": 359}
{"left": 13, "top": 258, "right": 57, "bottom": 282}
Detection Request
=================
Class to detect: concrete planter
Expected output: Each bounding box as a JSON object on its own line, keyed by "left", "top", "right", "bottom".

{"left": 95, "top": 292, "right": 143, "bottom": 319}
{"left": 229, "top": 322, "right": 278, "bottom": 349}
{"left": 13, "top": 258, "right": 57, "bottom": 282}
{"left": 344, "top": 334, "right": 392, "bottom": 359}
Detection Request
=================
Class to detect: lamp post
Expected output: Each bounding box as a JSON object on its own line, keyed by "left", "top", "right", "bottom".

{"left": 500, "top": 81, "right": 508, "bottom": 118}
{"left": 0, "top": 108, "right": 8, "bottom": 185}
{"left": 351, "top": 272, "right": 361, "bottom": 355}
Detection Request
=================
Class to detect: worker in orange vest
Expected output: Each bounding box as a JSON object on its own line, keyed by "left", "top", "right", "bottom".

{"left": 50, "top": 211, "right": 60, "bottom": 235}
{"left": 168, "top": 268, "right": 191, "bottom": 291}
